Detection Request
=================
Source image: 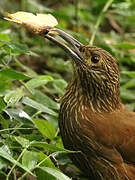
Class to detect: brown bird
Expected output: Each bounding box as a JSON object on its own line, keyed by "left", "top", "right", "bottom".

{"left": 44, "top": 28, "right": 135, "bottom": 180}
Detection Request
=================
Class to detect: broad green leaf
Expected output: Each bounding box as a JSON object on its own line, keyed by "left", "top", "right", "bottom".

{"left": 121, "top": 79, "right": 135, "bottom": 89}
{"left": 15, "top": 61, "right": 37, "bottom": 77}
{"left": 0, "top": 115, "right": 8, "bottom": 129}
{"left": 4, "top": 88, "right": 24, "bottom": 105}
{"left": 0, "top": 79, "right": 12, "bottom": 93}
{"left": 36, "top": 168, "right": 56, "bottom": 180}
{"left": 14, "top": 136, "right": 30, "bottom": 148}
{"left": 27, "top": 0, "right": 53, "bottom": 12}
{"left": 120, "top": 88, "right": 135, "bottom": 100}
{"left": 112, "top": 2, "right": 131, "bottom": 10}
{"left": 56, "top": 153, "right": 72, "bottom": 165}
{"left": 25, "top": 75, "right": 53, "bottom": 92}
{"left": 4, "top": 108, "right": 33, "bottom": 123}
{"left": 31, "top": 141, "right": 75, "bottom": 154}
{"left": 113, "top": 43, "right": 135, "bottom": 50}
{"left": 0, "top": 97, "right": 6, "bottom": 111}
{"left": 38, "top": 152, "right": 56, "bottom": 168}
{"left": 0, "top": 145, "right": 35, "bottom": 176}
{"left": 121, "top": 71, "right": 135, "bottom": 78}
{"left": 8, "top": 42, "right": 29, "bottom": 53}
{"left": 126, "top": 103, "right": 135, "bottom": 111}
{"left": 0, "top": 40, "right": 29, "bottom": 54}
{"left": 0, "top": 68, "right": 29, "bottom": 80}
{"left": 53, "top": 79, "right": 67, "bottom": 95}
{"left": 33, "top": 119, "right": 56, "bottom": 140}
{"left": 22, "top": 150, "right": 38, "bottom": 169}
{"left": 53, "top": 79, "right": 67, "bottom": 89}
{"left": 0, "top": 157, "right": 7, "bottom": 170}
{"left": 49, "top": 57, "right": 72, "bottom": 71}
{"left": 42, "top": 114, "right": 58, "bottom": 128}
{"left": 22, "top": 97, "right": 58, "bottom": 117}
{"left": 0, "top": 33, "right": 10, "bottom": 41}
{"left": 39, "top": 167, "right": 71, "bottom": 180}
{"left": 36, "top": 152, "right": 56, "bottom": 180}
{"left": 33, "top": 90, "right": 60, "bottom": 110}
{"left": 0, "top": 33, "right": 10, "bottom": 47}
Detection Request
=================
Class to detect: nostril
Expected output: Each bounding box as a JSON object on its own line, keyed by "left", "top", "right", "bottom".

{"left": 42, "top": 28, "right": 49, "bottom": 35}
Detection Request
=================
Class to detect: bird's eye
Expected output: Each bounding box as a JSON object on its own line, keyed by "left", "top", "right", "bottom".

{"left": 91, "top": 56, "right": 99, "bottom": 64}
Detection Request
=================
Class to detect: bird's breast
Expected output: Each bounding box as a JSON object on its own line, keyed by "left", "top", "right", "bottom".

{"left": 59, "top": 93, "right": 96, "bottom": 151}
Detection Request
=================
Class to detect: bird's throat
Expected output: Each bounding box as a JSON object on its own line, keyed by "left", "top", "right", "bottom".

{"left": 62, "top": 76, "right": 122, "bottom": 114}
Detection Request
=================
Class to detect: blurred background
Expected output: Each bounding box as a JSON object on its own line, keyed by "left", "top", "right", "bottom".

{"left": 0, "top": 0, "right": 135, "bottom": 180}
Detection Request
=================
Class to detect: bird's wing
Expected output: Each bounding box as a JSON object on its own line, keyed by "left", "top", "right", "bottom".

{"left": 112, "top": 106, "right": 135, "bottom": 163}
{"left": 82, "top": 105, "right": 135, "bottom": 164}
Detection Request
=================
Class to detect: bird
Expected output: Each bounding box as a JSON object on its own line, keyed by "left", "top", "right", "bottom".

{"left": 44, "top": 28, "right": 135, "bottom": 180}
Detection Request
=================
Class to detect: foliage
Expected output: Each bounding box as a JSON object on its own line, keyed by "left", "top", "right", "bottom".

{"left": 0, "top": 0, "right": 135, "bottom": 179}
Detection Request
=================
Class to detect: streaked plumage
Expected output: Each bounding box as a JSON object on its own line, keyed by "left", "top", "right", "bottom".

{"left": 59, "top": 46, "right": 135, "bottom": 180}
{"left": 44, "top": 29, "right": 135, "bottom": 179}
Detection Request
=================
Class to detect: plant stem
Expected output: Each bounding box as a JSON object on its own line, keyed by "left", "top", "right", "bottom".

{"left": 18, "top": 151, "right": 59, "bottom": 180}
{"left": 89, "top": 0, "right": 114, "bottom": 45}
{"left": 6, "top": 143, "right": 31, "bottom": 180}
{"left": 0, "top": 128, "right": 34, "bottom": 133}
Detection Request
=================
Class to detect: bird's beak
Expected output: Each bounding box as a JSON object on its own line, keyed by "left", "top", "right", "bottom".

{"left": 43, "top": 27, "right": 84, "bottom": 64}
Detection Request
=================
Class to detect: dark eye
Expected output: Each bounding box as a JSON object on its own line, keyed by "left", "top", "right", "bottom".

{"left": 91, "top": 56, "right": 99, "bottom": 63}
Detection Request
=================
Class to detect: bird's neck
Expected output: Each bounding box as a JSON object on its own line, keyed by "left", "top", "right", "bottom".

{"left": 63, "top": 76, "right": 122, "bottom": 113}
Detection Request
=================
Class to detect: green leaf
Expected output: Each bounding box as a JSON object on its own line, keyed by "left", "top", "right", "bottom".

{"left": 0, "top": 33, "right": 10, "bottom": 47}
{"left": 0, "top": 79, "right": 12, "bottom": 93}
{"left": 14, "top": 136, "right": 30, "bottom": 148}
{"left": 121, "top": 71, "right": 135, "bottom": 78}
{"left": 36, "top": 152, "right": 56, "bottom": 180}
{"left": 4, "top": 108, "right": 33, "bottom": 123}
{"left": 121, "top": 79, "right": 135, "bottom": 89}
{"left": 33, "top": 90, "right": 60, "bottom": 110}
{"left": 113, "top": 43, "right": 135, "bottom": 50}
{"left": 0, "top": 97, "right": 6, "bottom": 111}
{"left": 25, "top": 75, "right": 53, "bottom": 92}
{"left": 49, "top": 57, "right": 72, "bottom": 72}
{"left": 4, "top": 88, "right": 24, "bottom": 105}
{"left": 0, "top": 33, "right": 10, "bottom": 41}
{"left": 8, "top": 42, "right": 29, "bottom": 53}
{"left": 0, "top": 115, "right": 8, "bottom": 129}
{"left": 0, "top": 145, "right": 35, "bottom": 176}
{"left": 42, "top": 114, "right": 58, "bottom": 128}
{"left": 53, "top": 79, "right": 67, "bottom": 95}
{"left": 27, "top": 0, "right": 53, "bottom": 12}
{"left": 0, "top": 68, "right": 29, "bottom": 80}
{"left": 120, "top": 88, "right": 135, "bottom": 100}
{"left": 39, "top": 167, "right": 71, "bottom": 180}
{"left": 33, "top": 119, "right": 56, "bottom": 140}
{"left": 36, "top": 168, "right": 56, "bottom": 180}
{"left": 22, "top": 97, "right": 58, "bottom": 117}
{"left": 22, "top": 150, "right": 38, "bottom": 169}
{"left": 38, "top": 152, "right": 56, "bottom": 168}
{"left": 0, "top": 40, "right": 29, "bottom": 54}
{"left": 0, "top": 157, "right": 7, "bottom": 170}
{"left": 31, "top": 141, "right": 75, "bottom": 154}
{"left": 54, "top": 79, "right": 67, "bottom": 89}
{"left": 56, "top": 153, "right": 72, "bottom": 165}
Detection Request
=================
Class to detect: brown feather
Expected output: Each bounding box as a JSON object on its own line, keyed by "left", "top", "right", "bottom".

{"left": 59, "top": 45, "right": 135, "bottom": 179}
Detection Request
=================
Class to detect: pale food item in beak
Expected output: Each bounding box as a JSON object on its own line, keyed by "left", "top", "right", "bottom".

{"left": 4, "top": 11, "right": 58, "bottom": 34}
{"left": 4, "top": 11, "right": 82, "bottom": 62}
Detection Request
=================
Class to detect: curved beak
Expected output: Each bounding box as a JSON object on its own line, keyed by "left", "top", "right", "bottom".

{"left": 43, "top": 27, "right": 84, "bottom": 64}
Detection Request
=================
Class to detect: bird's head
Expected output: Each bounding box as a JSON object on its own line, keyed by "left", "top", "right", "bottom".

{"left": 44, "top": 28, "right": 121, "bottom": 112}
